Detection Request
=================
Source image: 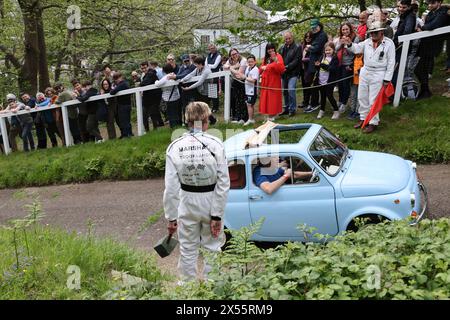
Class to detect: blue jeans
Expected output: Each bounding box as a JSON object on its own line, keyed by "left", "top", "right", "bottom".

{"left": 338, "top": 65, "right": 353, "bottom": 105}
{"left": 283, "top": 76, "right": 298, "bottom": 113}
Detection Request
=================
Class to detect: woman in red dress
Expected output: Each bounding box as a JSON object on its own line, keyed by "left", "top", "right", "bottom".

{"left": 259, "top": 43, "right": 285, "bottom": 119}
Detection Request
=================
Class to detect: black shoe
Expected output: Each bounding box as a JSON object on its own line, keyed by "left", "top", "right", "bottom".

{"left": 280, "top": 110, "right": 290, "bottom": 116}
{"left": 304, "top": 105, "right": 320, "bottom": 114}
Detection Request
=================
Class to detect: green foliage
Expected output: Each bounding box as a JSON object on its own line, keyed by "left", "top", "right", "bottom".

{"left": 257, "top": 0, "right": 290, "bottom": 12}
{"left": 0, "top": 217, "right": 166, "bottom": 299}
{"left": 167, "top": 218, "right": 450, "bottom": 300}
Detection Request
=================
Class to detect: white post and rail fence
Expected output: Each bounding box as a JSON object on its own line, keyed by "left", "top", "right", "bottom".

{"left": 0, "top": 71, "right": 232, "bottom": 155}
{"left": 394, "top": 26, "right": 450, "bottom": 107}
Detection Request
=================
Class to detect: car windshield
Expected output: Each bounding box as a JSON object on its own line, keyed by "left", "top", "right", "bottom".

{"left": 309, "top": 128, "right": 348, "bottom": 176}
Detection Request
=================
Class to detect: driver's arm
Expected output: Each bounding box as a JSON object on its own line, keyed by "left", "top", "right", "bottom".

{"left": 293, "top": 171, "right": 313, "bottom": 180}
{"left": 259, "top": 169, "right": 291, "bottom": 195}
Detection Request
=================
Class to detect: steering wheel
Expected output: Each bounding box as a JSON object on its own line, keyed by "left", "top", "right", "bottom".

{"left": 310, "top": 168, "right": 318, "bottom": 183}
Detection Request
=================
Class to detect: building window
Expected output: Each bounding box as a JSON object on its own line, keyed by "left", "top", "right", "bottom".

{"left": 201, "top": 35, "right": 211, "bottom": 46}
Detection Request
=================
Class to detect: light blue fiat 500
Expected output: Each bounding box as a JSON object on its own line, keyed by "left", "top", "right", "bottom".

{"left": 223, "top": 123, "right": 427, "bottom": 242}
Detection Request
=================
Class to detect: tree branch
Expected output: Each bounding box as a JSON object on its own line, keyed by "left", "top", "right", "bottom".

{"left": 0, "top": 45, "right": 22, "bottom": 69}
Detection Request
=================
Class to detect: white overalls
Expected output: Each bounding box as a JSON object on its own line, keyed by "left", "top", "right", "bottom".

{"left": 349, "top": 36, "right": 396, "bottom": 125}
{"left": 163, "top": 131, "right": 230, "bottom": 281}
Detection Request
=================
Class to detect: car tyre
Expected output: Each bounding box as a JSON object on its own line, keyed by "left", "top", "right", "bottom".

{"left": 346, "top": 214, "right": 390, "bottom": 232}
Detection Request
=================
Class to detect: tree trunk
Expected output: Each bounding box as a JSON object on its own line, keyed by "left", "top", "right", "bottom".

{"left": 0, "top": 0, "right": 4, "bottom": 18}
{"left": 54, "top": 31, "right": 72, "bottom": 82}
{"left": 18, "top": 0, "right": 40, "bottom": 94}
{"left": 358, "top": 0, "right": 367, "bottom": 12}
{"left": 37, "top": 7, "right": 50, "bottom": 91}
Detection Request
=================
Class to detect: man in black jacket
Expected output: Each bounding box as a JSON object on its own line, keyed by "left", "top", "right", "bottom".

{"left": 279, "top": 31, "right": 302, "bottom": 117}
{"left": 77, "top": 80, "right": 103, "bottom": 142}
{"left": 140, "top": 61, "right": 163, "bottom": 131}
{"left": 304, "top": 19, "right": 328, "bottom": 114}
{"left": 415, "top": 0, "right": 449, "bottom": 99}
{"left": 110, "top": 72, "right": 133, "bottom": 138}
{"left": 392, "top": 0, "right": 417, "bottom": 86}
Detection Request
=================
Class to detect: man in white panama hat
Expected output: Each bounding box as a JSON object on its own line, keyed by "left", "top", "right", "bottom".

{"left": 342, "top": 20, "right": 396, "bottom": 134}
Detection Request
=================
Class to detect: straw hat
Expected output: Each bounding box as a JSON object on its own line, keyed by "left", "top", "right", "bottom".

{"left": 367, "top": 20, "right": 386, "bottom": 33}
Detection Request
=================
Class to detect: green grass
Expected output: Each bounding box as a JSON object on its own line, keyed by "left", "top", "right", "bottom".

{"left": 0, "top": 224, "right": 167, "bottom": 299}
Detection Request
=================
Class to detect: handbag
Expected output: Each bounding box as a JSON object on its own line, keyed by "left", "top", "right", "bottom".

{"left": 207, "top": 82, "right": 218, "bottom": 99}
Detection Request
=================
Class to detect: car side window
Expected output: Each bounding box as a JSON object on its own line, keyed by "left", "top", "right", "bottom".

{"left": 288, "top": 156, "right": 318, "bottom": 185}
{"left": 228, "top": 159, "right": 246, "bottom": 190}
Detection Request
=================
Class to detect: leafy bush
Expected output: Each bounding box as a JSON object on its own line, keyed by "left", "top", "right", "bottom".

{"left": 166, "top": 218, "right": 450, "bottom": 300}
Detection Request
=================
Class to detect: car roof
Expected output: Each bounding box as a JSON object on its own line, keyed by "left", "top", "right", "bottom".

{"left": 224, "top": 123, "right": 323, "bottom": 159}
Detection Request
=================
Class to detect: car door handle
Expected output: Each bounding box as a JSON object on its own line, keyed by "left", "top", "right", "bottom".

{"left": 249, "top": 195, "right": 263, "bottom": 201}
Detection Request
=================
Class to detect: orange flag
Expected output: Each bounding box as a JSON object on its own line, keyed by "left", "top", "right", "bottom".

{"left": 362, "top": 82, "right": 395, "bottom": 129}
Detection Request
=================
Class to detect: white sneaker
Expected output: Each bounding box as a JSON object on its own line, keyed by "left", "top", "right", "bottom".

{"left": 317, "top": 110, "right": 325, "bottom": 119}
{"left": 244, "top": 119, "right": 255, "bottom": 126}
{"left": 231, "top": 120, "right": 239, "bottom": 124}
{"left": 338, "top": 104, "right": 346, "bottom": 113}
{"left": 238, "top": 119, "right": 245, "bottom": 125}
{"left": 95, "top": 139, "right": 105, "bottom": 144}
{"left": 331, "top": 111, "right": 340, "bottom": 120}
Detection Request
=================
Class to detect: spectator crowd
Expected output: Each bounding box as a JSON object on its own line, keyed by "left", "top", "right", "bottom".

{"left": 1, "top": 0, "right": 449, "bottom": 153}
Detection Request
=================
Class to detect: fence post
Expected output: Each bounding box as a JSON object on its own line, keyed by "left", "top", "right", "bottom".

{"left": 135, "top": 92, "right": 145, "bottom": 136}
{"left": 0, "top": 117, "right": 11, "bottom": 155}
{"left": 61, "top": 105, "right": 73, "bottom": 147}
{"left": 393, "top": 40, "right": 410, "bottom": 108}
{"left": 224, "top": 72, "right": 231, "bottom": 123}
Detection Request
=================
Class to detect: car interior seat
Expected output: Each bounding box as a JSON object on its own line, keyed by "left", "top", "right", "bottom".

{"left": 229, "top": 164, "right": 246, "bottom": 189}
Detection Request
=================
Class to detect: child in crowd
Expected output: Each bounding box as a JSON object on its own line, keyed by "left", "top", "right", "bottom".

{"left": 243, "top": 55, "right": 259, "bottom": 126}
{"left": 315, "top": 42, "right": 340, "bottom": 120}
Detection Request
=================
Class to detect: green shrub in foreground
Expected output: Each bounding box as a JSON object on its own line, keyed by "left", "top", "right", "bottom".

{"left": 164, "top": 218, "right": 450, "bottom": 300}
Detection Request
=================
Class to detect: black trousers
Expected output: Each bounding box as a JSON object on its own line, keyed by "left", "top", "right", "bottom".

{"left": 45, "top": 122, "right": 59, "bottom": 147}
{"left": 415, "top": 54, "right": 434, "bottom": 91}
{"left": 78, "top": 114, "right": 89, "bottom": 143}
{"left": 117, "top": 104, "right": 132, "bottom": 138}
{"left": 143, "top": 97, "right": 163, "bottom": 131}
{"left": 303, "top": 72, "right": 319, "bottom": 106}
{"left": 69, "top": 117, "right": 82, "bottom": 144}
{"left": 166, "top": 100, "right": 183, "bottom": 128}
{"left": 320, "top": 84, "right": 338, "bottom": 111}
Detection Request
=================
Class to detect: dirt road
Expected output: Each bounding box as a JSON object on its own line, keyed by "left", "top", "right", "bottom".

{"left": 0, "top": 165, "right": 449, "bottom": 274}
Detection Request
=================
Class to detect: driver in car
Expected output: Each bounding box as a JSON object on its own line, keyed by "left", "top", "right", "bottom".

{"left": 254, "top": 157, "right": 313, "bottom": 195}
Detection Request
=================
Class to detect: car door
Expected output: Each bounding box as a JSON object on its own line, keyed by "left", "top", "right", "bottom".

{"left": 248, "top": 154, "right": 338, "bottom": 241}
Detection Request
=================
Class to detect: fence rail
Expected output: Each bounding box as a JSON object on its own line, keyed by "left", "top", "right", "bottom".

{"left": 1, "top": 70, "right": 231, "bottom": 155}
{"left": 394, "top": 26, "right": 450, "bottom": 107}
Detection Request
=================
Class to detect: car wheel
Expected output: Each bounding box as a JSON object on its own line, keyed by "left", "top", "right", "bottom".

{"left": 346, "top": 214, "right": 390, "bottom": 232}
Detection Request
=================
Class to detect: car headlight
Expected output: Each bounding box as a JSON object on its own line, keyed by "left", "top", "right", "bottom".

{"left": 410, "top": 193, "right": 416, "bottom": 209}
